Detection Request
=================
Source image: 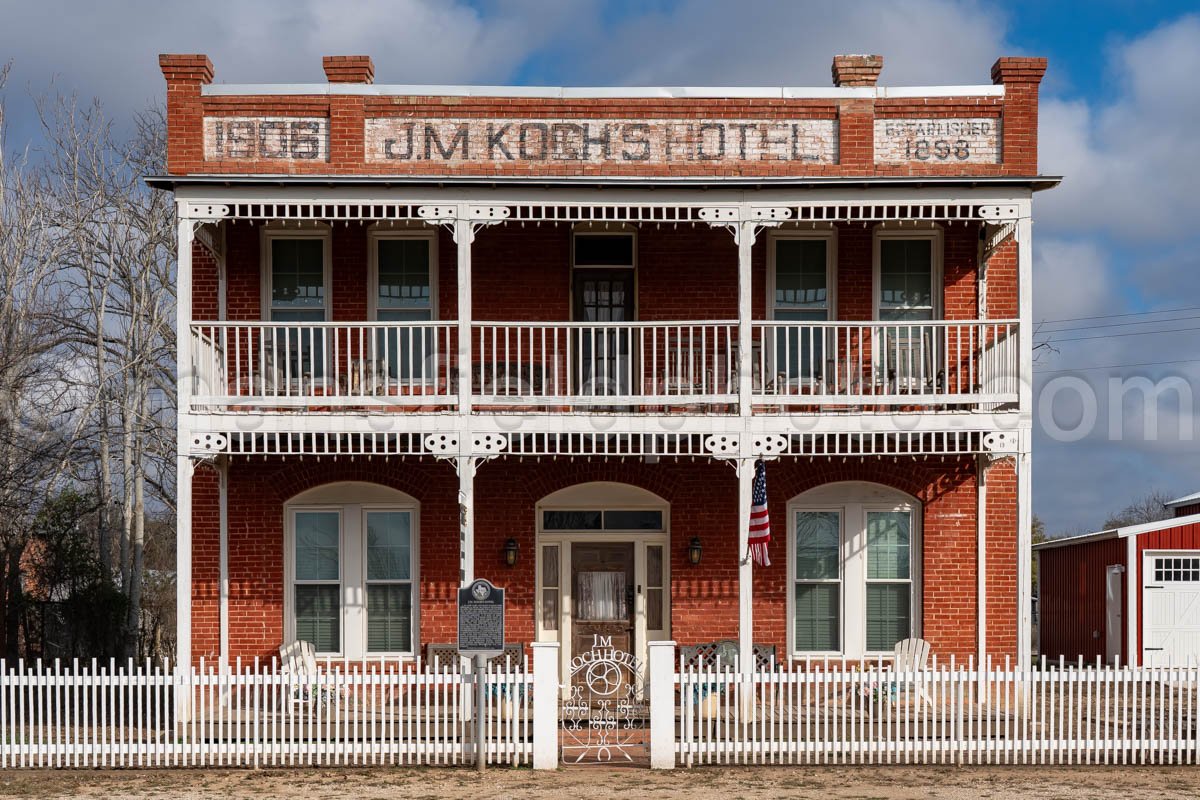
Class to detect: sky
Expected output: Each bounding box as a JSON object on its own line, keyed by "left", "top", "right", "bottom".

{"left": 2, "top": 0, "right": 1198, "bottom": 534}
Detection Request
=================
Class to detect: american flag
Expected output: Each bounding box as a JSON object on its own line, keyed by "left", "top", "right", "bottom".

{"left": 748, "top": 459, "right": 771, "bottom": 566}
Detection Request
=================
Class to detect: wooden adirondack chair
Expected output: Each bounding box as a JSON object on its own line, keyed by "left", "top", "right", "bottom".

{"left": 279, "top": 640, "right": 339, "bottom": 708}
{"left": 893, "top": 637, "right": 933, "bottom": 707}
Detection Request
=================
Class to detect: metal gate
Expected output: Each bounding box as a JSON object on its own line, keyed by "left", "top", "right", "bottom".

{"left": 561, "top": 634, "right": 648, "bottom": 764}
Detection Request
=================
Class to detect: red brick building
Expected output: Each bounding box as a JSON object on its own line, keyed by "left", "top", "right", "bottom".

{"left": 153, "top": 52, "right": 1054, "bottom": 682}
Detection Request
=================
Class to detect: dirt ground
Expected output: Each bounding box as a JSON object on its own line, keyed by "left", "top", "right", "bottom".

{"left": 1, "top": 765, "right": 1199, "bottom": 800}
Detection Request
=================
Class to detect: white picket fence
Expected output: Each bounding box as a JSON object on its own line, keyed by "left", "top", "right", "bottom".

{"left": 674, "top": 655, "right": 1200, "bottom": 767}
{"left": 0, "top": 657, "right": 531, "bottom": 768}
{"left": 4, "top": 650, "right": 1199, "bottom": 770}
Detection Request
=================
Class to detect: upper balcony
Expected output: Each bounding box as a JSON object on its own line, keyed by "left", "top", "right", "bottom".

{"left": 171, "top": 185, "right": 1037, "bottom": 438}
{"left": 189, "top": 318, "right": 1019, "bottom": 415}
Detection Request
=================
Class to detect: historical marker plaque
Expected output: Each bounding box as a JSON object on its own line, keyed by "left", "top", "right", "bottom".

{"left": 458, "top": 579, "right": 505, "bottom": 658}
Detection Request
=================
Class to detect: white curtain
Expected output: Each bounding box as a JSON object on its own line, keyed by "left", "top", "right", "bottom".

{"left": 577, "top": 571, "right": 627, "bottom": 621}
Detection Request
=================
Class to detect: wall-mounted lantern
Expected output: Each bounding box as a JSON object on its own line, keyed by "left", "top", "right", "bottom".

{"left": 688, "top": 537, "right": 703, "bottom": 566}
{"left": 503, "top": 538, "right": 520, "bottom": 567}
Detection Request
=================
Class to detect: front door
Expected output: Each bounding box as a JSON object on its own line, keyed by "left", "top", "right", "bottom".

{"left": 570, "top": 542, "right": 636, "bottom": 701}
{"left": 572, "top": 269, "right": 633, "bottom": 398}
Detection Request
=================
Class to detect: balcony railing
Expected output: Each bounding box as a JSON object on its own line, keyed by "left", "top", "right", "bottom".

{"left": 472, "top": 321, "right": 738, "bottom": 407}
{"left": 751, "top": 320, "right": 1020, "bottom": 408}
{"left": 190, "top": 322, "right": 458, "bottom": 409}
{"left": 188, "top": 320, "right": 1019, "bottom": 414}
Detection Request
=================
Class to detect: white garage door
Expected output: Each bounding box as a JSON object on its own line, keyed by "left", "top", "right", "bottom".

{"left": 1143, "top": 552, "right": 1200, "bottom": 667}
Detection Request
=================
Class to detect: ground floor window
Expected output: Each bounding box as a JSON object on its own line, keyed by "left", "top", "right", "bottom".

{"left": 789, "top": 482, "right": 920, "bottom": 659}
{"left": 285, "top": 483, "right": 418, "bottom": 659}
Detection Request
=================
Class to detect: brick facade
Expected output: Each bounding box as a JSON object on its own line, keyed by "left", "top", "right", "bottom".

{"left": 159, "top": 54, "right": 1044, "bottom": 178}
{"left": 191, "top": 456, "right": 1015, "bottom": 665}
{"left": 168, "top": 51, "right": 1041, "bottom": 669}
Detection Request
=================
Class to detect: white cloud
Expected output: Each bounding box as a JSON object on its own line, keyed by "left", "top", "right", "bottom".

{"left": 0, "top": 0, "right": 585, "bottom": 141}
{"left": 1038, "top": 15, "right": 1200, "bottom": 242}
{"left": 1032, "top": 238, "right": 1117, "bottom": 322}
{"left": 549, "top": 0, "right": 1012, "bottom": 87}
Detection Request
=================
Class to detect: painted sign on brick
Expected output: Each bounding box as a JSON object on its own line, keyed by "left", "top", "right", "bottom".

{"left": 874, "top": 118, "right": 1000, "bottom": 165}
{"left": 364, "top": 118, "right": 837, "bottom": 165}
{"left": 204, "top": 117, "right": 329, "bottom": 162}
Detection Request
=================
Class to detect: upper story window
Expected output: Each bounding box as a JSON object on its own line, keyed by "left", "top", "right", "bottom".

{"left": 370, "top": 231, "right": 436, "bottom": 381}
{"left": 373, "top": 234, "right": 434, "bottom": 323}
{"left": 873, "top": 227, "right": 944, "bottom": 389}
{"left": 266, "top": 233, "right": 329, "bottom": 322}
{"left": 769, "top": 231, "right": 835, "bottom": 382}
{"left": 771, "top": 233, "right": 834, "bottom": 322}
{"left": 572, "top": 231, "right": 635, "bottom": 323}
{"left": 262, "top": 228, "right": 331, "bottom": 381}
{"left": 874, "top": 228, "right": 942, "bottom": 321}
{"left": 572, "top": 229, "right": 636, "bottom": 395}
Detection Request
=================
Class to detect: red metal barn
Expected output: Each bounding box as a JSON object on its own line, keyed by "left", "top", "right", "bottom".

{"left": 1036, "top": 503, "right": 1200, "bottom": 666}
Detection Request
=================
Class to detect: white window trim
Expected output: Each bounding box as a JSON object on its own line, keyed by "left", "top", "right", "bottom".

{"left": 872, "top": 224, "right": 943, "bottom": 321}
{"left": 260, "top": 223, "right": 333, "bottom": 322}
{"left": 570, "top": 223, "right": 637, "bottom": 322}
{"left": 367, "top": 227, "right": 438, "bottom": 321}
{"left": 766, "top": 227, "right": 838, "bottom": 321}
{"left": 788, "top": 505, "right": 844, "bottom": 658}
{"left": 283, "top": 484, "right": 420, "bottom": 660}
{"left": 787, "top": 482, "right": 922, "bottom": 661}
{"left": 287, "top": 506, "right": 345, "bottom": 656}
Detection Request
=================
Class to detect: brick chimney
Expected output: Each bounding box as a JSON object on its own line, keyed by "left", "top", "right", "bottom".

{"left": 323, "top": 56, "right": 374, "bottom": 84}
{"left": 159, "top": 54, "right": 213, "bottom": 87}
{"left": 159, "top": 54, "right": 213, "bottom": 174}
{"left": 832, "top": 54, "right": 883, "bottom": 87}
{"left": 991, "top": 57, "right": 1048, "bottom": 173}
{"left": 991, "top": 56, "right": 1048, "bottom": 87}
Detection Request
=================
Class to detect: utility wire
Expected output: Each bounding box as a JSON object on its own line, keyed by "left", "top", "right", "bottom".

{"left": 1046, "top": 325, "right": 1200, "bottom": 344}
{"left": 1034, "top": 358, "right": 1200, "bottom": 374}
{"left": 1038, "top": 313, "right": 1200, "bottom": 333}
{"left": 1039, "top": 305, "right": 1200, "bottom": 325}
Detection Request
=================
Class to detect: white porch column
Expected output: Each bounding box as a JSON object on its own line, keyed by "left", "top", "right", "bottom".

{"left": 737, "top": 456, "right": 754, "bottom": 681}
{"left": 218, "top": 458, "right": 229, "bottom": 669}
{"left": 175, "top": 455, "right": 193, "bottom": 723}
{"left": 976, "top": 454, "right": 988, "bottom": 700}
{"left": 455, "top": 212, "right": 474, "bottom": 415}
{"left": 737, "top": 219, "right": 754, "bottom": 417}
{"left": 175, "top": 210, "right": 195, "bottom": 722}
{"left": 457, "top": 456, "right": 476, "bottom": 586}
{"left": 736, "top": 216, "right": 756, "bottom": 694}
{"left": 1015, "top": 208, "right": 1034, "bottom": 673}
